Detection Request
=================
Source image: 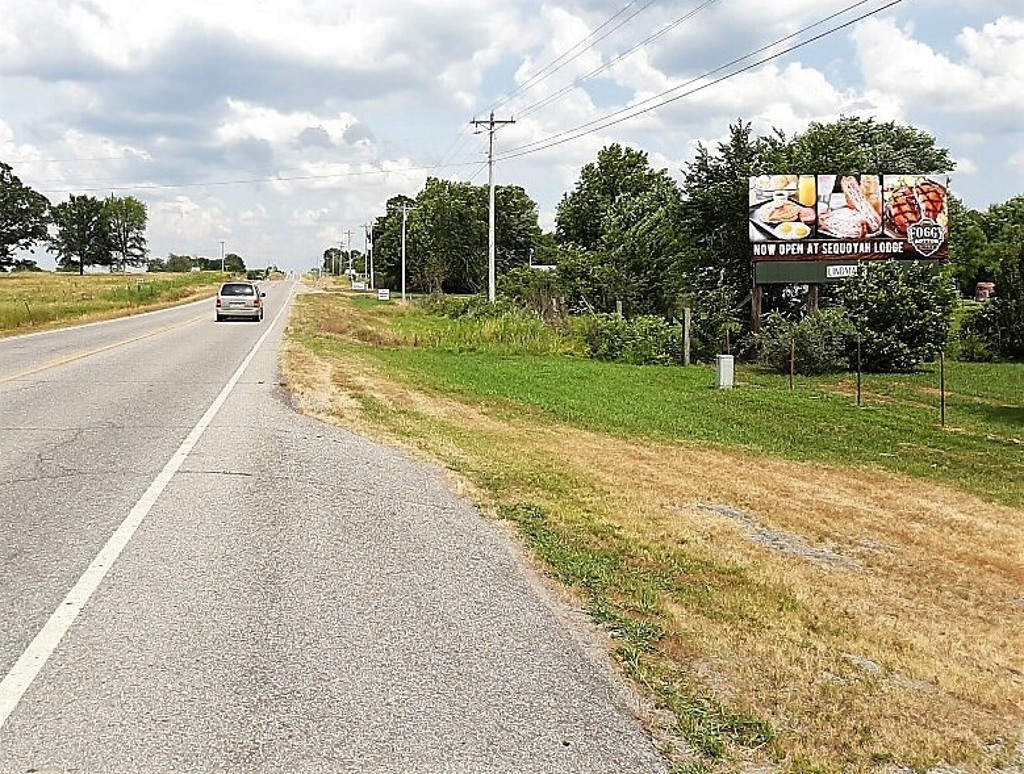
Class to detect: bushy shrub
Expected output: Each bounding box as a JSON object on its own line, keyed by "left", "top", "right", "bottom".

{"left": 497, "top": 266, "right": 564, "bottom": 321}
{"left": 581, "top": 313, "right": 682, "bottom": 365}
{"left": 949, "top": 302, "right": 998, "bottom": 362}
{"left": 752, "top": 309, "right": 855, "bottom": 375}
{"left": 418, "top": 293, "right": 522, "bottom": 320}
{"left": 840, "top": 261, "right": 957, "bottom": 372}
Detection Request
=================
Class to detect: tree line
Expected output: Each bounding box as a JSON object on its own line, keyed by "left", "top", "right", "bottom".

{"left": 0, "top": 163, "right": 149, "bottom": 274}
{"left": 348, "top": 116, "right": 1023, "bottom": 368}
{"left": 4, "top": 114, "right": 1021, "bottom": 368}
{"left": 0, "top": 162, "right": 258, "bottom": 276}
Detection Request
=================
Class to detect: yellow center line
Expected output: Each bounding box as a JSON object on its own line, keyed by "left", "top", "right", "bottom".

{"left": 0, "top": 314, "right": 208, "bottom": 385}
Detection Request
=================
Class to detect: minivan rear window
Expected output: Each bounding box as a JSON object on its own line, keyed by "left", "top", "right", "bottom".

{"left": 221, "top": 283, "right": 255, "bottom": 296}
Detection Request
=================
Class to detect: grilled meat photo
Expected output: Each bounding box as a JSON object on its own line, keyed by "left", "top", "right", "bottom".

{"left": 885, "top": 177, "right": 947, "bottom": 236}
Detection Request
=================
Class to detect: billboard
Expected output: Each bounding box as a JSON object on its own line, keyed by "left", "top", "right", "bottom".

{"left": 748, "top": 174, "right": 950, "bottom": 266}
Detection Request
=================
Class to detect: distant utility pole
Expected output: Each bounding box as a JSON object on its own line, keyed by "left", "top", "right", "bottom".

{"left": 344, "top": 230, "right": 354, "bottom": 277}
{"left": 220, "top": 240, "right": 225, "bottom": 272}
{"left": 387, "top": 203, "right": 418, "bottom": 302}
{"left": 363, "top": 223, "right": 374, "bottom": 289}
{"left": 471, "top": 111, "right": 515, "bottom": 302}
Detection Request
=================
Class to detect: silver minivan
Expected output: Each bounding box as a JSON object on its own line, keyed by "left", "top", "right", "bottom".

{"left": 215, "top": 281, "right": 265, "bottom": 322}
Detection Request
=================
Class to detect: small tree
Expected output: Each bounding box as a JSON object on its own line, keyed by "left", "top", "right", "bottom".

{"left": 223, "top": 252, "right": 246, "bottom": 274}
{"left": 753, "top": 309, "right": 856, "bottom": 375}
{"left": 164, "top": 253, "right": 193, "bottom": 273}
{"left": 497, "top": 265, "right": 562, "bottom": 321}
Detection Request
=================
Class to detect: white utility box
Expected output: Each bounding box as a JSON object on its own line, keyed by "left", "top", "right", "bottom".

{"left": 715, "top": 354, "right": 735, "bottom": 389}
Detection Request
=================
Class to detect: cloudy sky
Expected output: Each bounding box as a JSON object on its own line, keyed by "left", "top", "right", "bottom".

{"left": 2, "top": 0, "right": 1021, "bottom": 273}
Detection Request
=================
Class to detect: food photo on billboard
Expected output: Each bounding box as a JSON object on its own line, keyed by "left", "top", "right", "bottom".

{"left": 749, "top": 173, "right": 950, "bottom": 262}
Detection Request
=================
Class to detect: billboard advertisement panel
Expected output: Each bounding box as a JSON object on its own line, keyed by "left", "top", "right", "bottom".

{"left": 748, "top": 174, "right": 949, "bottom": 263}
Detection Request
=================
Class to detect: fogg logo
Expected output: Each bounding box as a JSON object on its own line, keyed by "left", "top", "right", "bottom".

{"left": 907, "top": 218, "right": 945, "bottom": 257}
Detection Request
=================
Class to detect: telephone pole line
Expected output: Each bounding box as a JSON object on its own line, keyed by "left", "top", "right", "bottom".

{"left": 362, "top": 223, "right": 374, "bottom": 289}
{"left": 343, "top": 229, "right": 354, "bottom": 277}
{"left": 387, "top": 203, "right": 418, "bottom": 302}
{"left": 471, "top": 111, "right": 515, "bottom": 302}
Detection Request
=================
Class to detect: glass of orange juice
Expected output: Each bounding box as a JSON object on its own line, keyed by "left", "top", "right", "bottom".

{"left": 797, "top": 175, "right": 816, "bottom": 207}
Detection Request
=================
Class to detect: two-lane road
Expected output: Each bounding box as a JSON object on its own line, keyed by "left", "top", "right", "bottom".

{"left": 0, "top": 282, "right": 667, "bottom": 772}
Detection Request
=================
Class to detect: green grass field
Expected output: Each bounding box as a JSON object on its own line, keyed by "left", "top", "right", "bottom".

{"left": 0, "top": 271, "right": 224, "bottom": 334}
{"left": 356, "top": 347, "right": 1023, "bottom": 509}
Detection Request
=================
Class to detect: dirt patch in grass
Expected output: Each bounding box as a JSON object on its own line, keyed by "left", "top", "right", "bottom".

{"left": 282, "top": 313, "right": 1024, "bottom": 773}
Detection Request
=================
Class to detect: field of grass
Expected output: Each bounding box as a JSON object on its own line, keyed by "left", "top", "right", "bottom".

{"left": 0, "top": 271, "right": 225, "bottom": 335}
{"left": 287, "top": 289, "right": 1023, "bottom": 773}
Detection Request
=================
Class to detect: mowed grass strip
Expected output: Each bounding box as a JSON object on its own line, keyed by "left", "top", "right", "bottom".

{"left": 360, "top": 341, "right": 1023, "bottom": 511}
{"left": 0, "top": 272, "right": 224, "bottom": 335}
{"left": 283, "top": 290, "right": 1024, "bottom": 773}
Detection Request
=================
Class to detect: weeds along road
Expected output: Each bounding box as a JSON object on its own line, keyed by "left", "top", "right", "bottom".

{"left": 0, "top": 282, "right": 666, "bottom": 773}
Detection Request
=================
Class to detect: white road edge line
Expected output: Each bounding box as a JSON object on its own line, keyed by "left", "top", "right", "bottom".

{"left": 0, "top": 291, "right": 293, "bottom": 732}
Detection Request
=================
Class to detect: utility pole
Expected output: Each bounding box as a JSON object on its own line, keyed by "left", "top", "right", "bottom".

{"left": 363, "top": 223, "right": 374, "bottom": 289}
{"left": 388, "top": 203, "right": 417, "bottom": 302}
{"left": 471, "top": 111, "right": 515, "bottom": 302}
{"left": 344, "top": 229, "right": 354, "bottom": 278}
{"left": 220, "top": 240, "right": 225, "bottom": 273}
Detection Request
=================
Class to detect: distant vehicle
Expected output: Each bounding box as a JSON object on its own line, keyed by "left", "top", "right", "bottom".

{"left": 215, "top": 281, "right": 265, "bottom": 322}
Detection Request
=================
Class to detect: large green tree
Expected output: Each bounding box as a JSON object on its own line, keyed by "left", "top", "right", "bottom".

{"left": 983, "top": 197, "right": 1024, "bottom": 358}
{"left": 49, "top": 195, "right": 113, "bottom": 275}
{"left": 369, "top": 180, "right": 539, "bottom": 295}
{"left": 946, "top": 195, "right": 994, "bottom": 297}
{"left": 368, "top": 195, "right": 417, "bottom": 292}
{"left": 322, "top": 246, "right": 344, "bottom": 275}
{"left": 0, "top": 161, "right": 51, "bottom": 271}
{"left": 677, "top": 121, "right": 780, "bottom": 350}
{"left": 677, "top": 117, "right": 957, "bottom": 365}
{"left": 415, "top": 178, "right": 488, "bottom": 293}
{"left": 556, "top": 143, "right": 686, "bottom": 317}
{"left": 840, "top": 261, "right": 957, "bottom": 371}
{"left": 780, "top": 116, "right": 953, "bottom": 174}
{"left": 105, "top": 195, "right": 148, "bottom": 271}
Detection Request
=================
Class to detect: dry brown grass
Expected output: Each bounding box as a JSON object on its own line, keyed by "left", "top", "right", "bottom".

{"left": 0, "top": 272, "right": 221, "bottom": 335}
{"left": 282, "top": 295, "right": 1024, "bottom": 772}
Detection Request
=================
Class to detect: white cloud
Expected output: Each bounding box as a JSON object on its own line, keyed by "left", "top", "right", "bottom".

{"left": 953, "top": 157, "right": 979, "bottom": 176}
{"left": 852, "top": 16, "right": 1024, "bottom": 122}
{"left": 2, "top": 1, "right": 1022, "bottom": 270}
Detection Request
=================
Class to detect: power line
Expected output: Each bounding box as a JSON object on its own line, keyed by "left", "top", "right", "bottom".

{"left": 487, "top": 0, "right": 658, "bottom": 116}
{"left": 498, "top": 0, "right": 901, "bottom": 161}
{"left": 514, "top": 0, "right": 720, "bottom": 121}
{"left": 31, "top": 158, "right": 485, "bottom": 196}
{"left": 433, "top": 0, "right": 658, "bottom": 179}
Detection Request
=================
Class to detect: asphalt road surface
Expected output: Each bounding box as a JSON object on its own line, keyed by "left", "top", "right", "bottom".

{"left": 0, "top": 281, "right": 667, "bottom": 773}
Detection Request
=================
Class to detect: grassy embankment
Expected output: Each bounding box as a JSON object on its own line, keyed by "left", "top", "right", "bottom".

{"left": 2, "top": 272, "right": 1016, "bottom": 768}
{"left": 287, "top": 288, "right": 1021, "bottom": 773}
{"left": 0, "top": 271, "right": 225, "bottom": 336}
